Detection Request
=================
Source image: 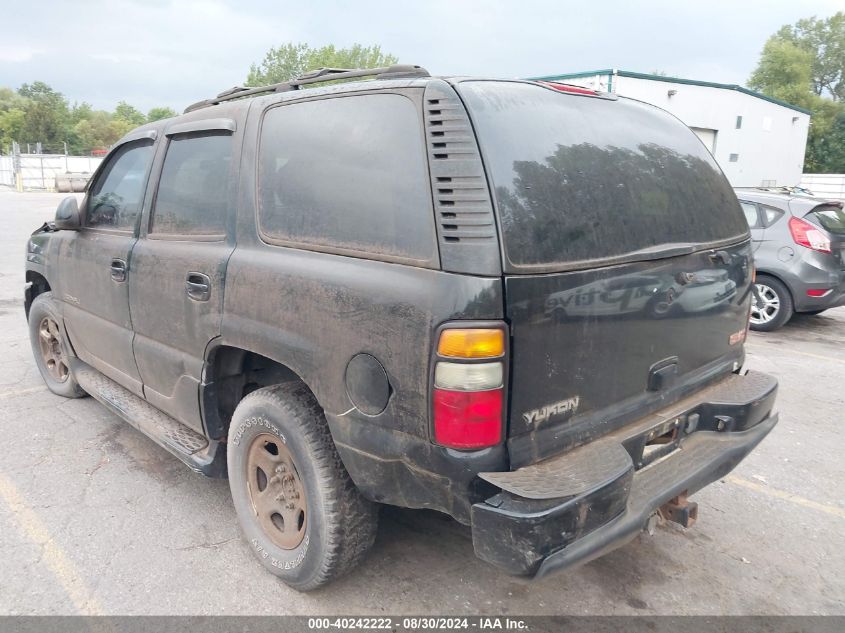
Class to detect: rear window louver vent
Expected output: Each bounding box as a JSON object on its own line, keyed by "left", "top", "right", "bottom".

{"left": 423, "top": 81, "right": 501, "bottom": 275}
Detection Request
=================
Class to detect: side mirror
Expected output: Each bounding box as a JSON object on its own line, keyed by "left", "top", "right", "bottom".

{"left": 54, "top": 197, "right": 81, "bottom": 230}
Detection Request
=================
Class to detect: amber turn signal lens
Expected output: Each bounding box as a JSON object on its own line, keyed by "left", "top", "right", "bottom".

{"left": 438, "top": 329, "right": 504, "bottom": 359}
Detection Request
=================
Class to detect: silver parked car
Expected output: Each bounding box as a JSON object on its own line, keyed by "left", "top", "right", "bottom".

{"left": 735, "top": 188, "right": 845, "bottom": 331}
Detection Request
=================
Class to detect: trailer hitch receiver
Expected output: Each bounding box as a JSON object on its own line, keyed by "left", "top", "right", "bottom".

{"left": 659, "top": 491, "right": 698, "bottom": 528}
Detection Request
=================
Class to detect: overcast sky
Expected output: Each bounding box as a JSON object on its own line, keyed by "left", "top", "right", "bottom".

{"left": 1, "top": 0, "right": 842, "bottom": 113}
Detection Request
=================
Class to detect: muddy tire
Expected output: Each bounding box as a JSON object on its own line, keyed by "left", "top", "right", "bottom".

{"left": 28, "top": 292, "right": 85, "bottom": 398}
{"left": 749, "top": 275, "right": 793, "bottom": 332}
{"left": 227, "top": 383, "right": 378, "bottom": 591}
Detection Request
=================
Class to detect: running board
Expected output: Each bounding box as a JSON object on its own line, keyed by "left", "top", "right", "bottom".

{"left": 72, "top": 360, "right": 226, "bottom": 477}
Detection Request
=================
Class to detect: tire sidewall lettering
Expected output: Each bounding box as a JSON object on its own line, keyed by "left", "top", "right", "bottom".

{"left": 232, "top": 414, "right": 286, "bottom": 447}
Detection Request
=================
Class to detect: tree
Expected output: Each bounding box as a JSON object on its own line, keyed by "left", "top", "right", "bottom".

{"left": 770, "top": 14, "right": 845, "bottom": 100}
{"left": 113, "top": 101, "right": 146, "bottom": 127}
{"left": 749, "top": 12, "right": 845, "bottom": 173}
{"left": 16, "top": 81, "right": 69, "bottom": 149}
{"left": 147, "top": 106, "right": 177, "bottom": 122}
{"left": 1, "top": 79, "right": 187, "bottom": 155}
{"left": 246, "top": 43, "right": 399, "bottom": 86}
{"left": 0, "top": 108, "right": 25, "bottom": 152}
{"left": 748, "top": 38, "right": 816, "bottom": 107}
{"left": 805, "top": 104, "right": 845, "bottom": 172}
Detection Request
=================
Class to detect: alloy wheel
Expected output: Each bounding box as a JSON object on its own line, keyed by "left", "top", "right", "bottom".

{"left": 750, "top": 283, "right": 780, "bottom": 325}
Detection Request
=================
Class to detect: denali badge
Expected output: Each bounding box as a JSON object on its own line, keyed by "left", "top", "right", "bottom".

{"left": 523, "top": 396, "right": 580, "bottom": 426}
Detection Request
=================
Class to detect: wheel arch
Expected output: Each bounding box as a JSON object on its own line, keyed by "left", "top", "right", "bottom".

{"left": 24, "top": 270, "right": 51, "bottom": 319}
{"left": 201, "top": 342, "right": 319, "bottom": 441}
{"left": 754, "top": 270, "right": 796, "bottom": 305}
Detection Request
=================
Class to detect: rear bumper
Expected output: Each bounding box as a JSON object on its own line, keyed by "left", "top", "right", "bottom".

{"left": 470, "top": 370, "right": 778, "bottom": 577}
{"left": 777, "top": 253, "right": 845, "bottom": 312}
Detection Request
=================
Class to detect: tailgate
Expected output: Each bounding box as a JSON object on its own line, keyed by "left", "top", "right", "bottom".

{"left": 505, "top": 242, "right": 753, "bottom": 467}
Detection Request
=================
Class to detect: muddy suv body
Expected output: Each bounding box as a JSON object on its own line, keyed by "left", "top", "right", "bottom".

{"left": 25, "top": 66, "right": 778, "bottom": 588}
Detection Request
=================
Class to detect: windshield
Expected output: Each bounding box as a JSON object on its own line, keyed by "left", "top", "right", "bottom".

{"left": 458, "top": 81, "right": 749, "bottom": 271}
{"left": 807, "top": 205, "right": 845, "bottom": 235}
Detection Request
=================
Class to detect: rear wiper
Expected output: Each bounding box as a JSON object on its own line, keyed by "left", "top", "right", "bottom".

{"left": 621, "top": 242, "right": 699, "bottom": 260}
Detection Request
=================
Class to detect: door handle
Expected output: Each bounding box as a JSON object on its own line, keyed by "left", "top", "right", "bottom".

{"left": 186, "top": 272, "right": 211, "bottom": 302}
{"left": 110, "top": 258, "right": 127, "bottom": 282}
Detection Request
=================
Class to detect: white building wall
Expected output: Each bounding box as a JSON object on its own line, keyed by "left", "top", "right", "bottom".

{"left": 800, "top": 174, "right": 845, "bottom": 201}
{"left": 561, "top": 74, "right": 810, "bottom": 188}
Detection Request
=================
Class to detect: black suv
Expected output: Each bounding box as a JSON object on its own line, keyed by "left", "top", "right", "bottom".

{"left": 25, "top": 65, "right": 778, "bottom": 590}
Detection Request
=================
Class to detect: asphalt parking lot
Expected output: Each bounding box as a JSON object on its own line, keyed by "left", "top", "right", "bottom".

{"left": 1, "top": 190, "right": 843, "bottom": 616}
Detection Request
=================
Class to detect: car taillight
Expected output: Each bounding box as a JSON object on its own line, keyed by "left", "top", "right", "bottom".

{"left": 432, "top": 328, "right": 505, "bottom": 450}
{"left": 789, "top": 216, "right": 831, "bottom": 253}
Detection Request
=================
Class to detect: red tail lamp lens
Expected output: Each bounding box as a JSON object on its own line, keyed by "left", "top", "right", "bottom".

{"left": 788, "top": 216, "right": 831, "bottom": 253}
{"left": 433, "top": 388, "right": 503, "bottom": 449}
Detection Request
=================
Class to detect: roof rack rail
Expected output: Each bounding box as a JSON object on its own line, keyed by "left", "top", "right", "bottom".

{"left": 184, "top": 64, "right": 430, "bottom": 113}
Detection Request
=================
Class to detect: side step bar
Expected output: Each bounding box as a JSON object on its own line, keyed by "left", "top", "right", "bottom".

{"left": 72, "top": 360, "right": 226, "bottom": 477}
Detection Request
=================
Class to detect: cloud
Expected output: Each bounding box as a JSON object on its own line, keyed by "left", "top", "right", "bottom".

{"left": 0, "top": 0, "right": 841, "bottom": 111}
{"left": 0, "top": 47, "right": 43, "bottom": 63}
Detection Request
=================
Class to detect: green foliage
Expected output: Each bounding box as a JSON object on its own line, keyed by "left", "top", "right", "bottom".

{"left": 147, "top": 106, "right": 178, "bottom": 122}
{"left": 748, "top": 38, "right": 815, "bottom": 107}
{"left": 246, "top": 43, "right": 399, "bottom": 86}
{"left": 805, "top": 104, "right": 845, "bottom": 172}
{"left": 0, "top": 108, "right": 26, "bottom": 149}
{"left": 749, "top": 12, "right": 845, "bottom": 174}
{"left": 113, "top": 101, "right": 147, "bottom": 127}
{"left": 0, "top": 81, "right": 176, "bottom": 154}
{"left": 772, "top": 15, "right": 845, "bottom": 100}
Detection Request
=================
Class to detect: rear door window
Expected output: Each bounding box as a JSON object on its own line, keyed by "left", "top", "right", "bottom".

{"left": 87, "top": 140, "right": 154, "bottom": 231}
{"left": 257, "top": 93, "right": 437, "bottom": 264}
{"left": 740, "top": 202, "right": 761, "bottom": 228}
{"left": 150, "top": 132, "right": 233, "bottom": 237}
{"left": 458, "top": 81, "right": 749, "bottom": 272}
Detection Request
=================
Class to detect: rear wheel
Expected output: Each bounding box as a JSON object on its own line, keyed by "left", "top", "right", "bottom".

{"left": 227, "top": 383, "right": 379, "bottom": 591}
{"left": 28, "top": 292, "right": 85, "bottom": 398}
{"left": 749, "top": 276, "right": 793, "bottom": 332}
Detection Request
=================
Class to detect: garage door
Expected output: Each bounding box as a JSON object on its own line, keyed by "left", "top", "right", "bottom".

{"left": 690, "top": 127, "right": 717, "bottom": 153}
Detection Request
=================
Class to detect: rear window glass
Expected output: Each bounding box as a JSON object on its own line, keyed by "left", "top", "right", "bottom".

{"left": 257, "top": 93, "right": 436, "bottom": 263}
{"left": 808, "top": 205, "right": 845, "bottom": 235}
{"left": 459, "top": 81, "right": 748, "bottom": 270}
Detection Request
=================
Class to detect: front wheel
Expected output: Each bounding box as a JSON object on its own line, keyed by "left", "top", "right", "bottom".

{"left": 28, "top": 292, "right": 86, "bottom": 398}
{"left": 749, "top": 276, "right": 793, "bottom": 332}
{"left": 227, "top": 383, "right": 379, "bottom": 591}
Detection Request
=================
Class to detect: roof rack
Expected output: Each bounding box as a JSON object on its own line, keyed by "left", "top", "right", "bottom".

{"left": 184, "top": 64, "right": 430, "bottom": 113}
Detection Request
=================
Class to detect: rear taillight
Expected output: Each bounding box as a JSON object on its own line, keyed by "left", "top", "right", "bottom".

{"left": 789, "top": 216, "right": 831, "bottom": 253}
{"left": 432, "top": 327, "right": 505, "bottom": 450}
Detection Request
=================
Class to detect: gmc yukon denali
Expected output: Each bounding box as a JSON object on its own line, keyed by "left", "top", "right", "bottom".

{"left": 24, "top": 65, "right": 778, "bottom": 590}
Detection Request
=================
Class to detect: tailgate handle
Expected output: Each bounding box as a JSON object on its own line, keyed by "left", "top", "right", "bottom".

{"left": 648, "top": 357, "right": 678, "bottom": 391}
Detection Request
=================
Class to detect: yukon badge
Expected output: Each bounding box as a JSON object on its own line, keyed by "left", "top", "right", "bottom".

{"left": 523, "top": 396, "right": 580, "bottom": 426}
